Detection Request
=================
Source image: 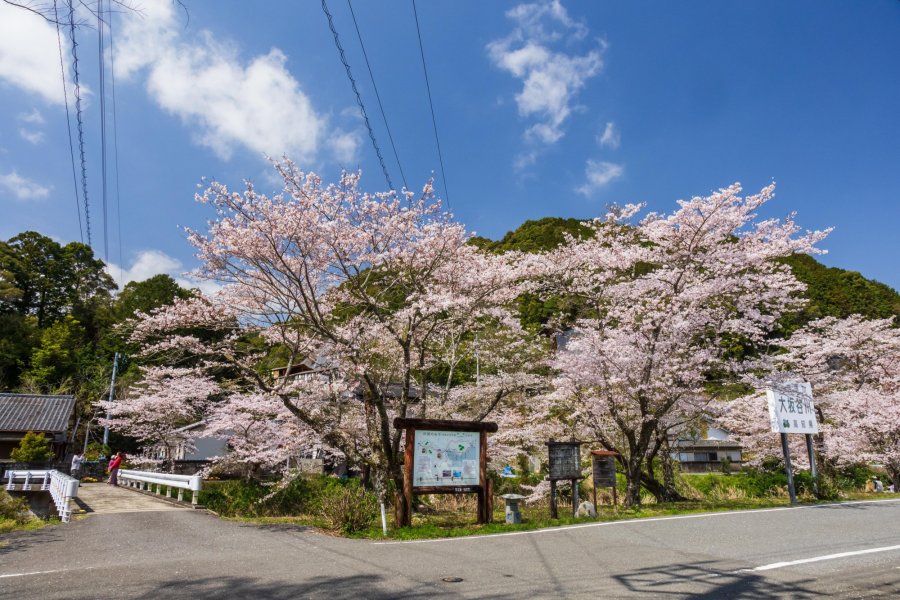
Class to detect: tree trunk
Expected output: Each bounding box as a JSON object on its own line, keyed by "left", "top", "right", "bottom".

{"left": 659, "top": 436, "right": 683, "bottom": 501}
{"left": 623, "top": 455, "right": 644, "bottom": 507}
{"left": 889, "top": 463, "right": 900, "bottom": 493}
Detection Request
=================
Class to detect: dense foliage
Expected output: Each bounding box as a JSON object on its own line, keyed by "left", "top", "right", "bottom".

{"left": 0, "top": 232, "right": 194, "bottom": 452}
{"left": 9, "top": 431, "right": 53, "bottom": 462}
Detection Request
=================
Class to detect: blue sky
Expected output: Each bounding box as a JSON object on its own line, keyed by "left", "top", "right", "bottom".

{"left": 1, "top": 0, "right": 898, "bottom": 291}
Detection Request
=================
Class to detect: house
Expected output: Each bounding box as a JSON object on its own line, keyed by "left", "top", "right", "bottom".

{"left": 0, "top": 393, "right": 76, "bottom": 463}
{"left": 146, "top": 420, "right": 229, "bottom": 462}
{"left": 671, "top": 422, "right": 743, "bottom": 472}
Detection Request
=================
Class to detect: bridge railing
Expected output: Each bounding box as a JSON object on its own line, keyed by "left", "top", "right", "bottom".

{"left": 118, "top": 469, "right": 202, "bottom": 505}
{"left": 5, "top": 469, "right": 79, "bottom": 522}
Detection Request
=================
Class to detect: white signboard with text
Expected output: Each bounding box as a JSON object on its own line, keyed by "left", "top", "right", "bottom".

{"left": 412, "top": 430, "right": 480, "bottom": 487}
{"left": 767, "top": 382, "right": 818, "bottom": 434}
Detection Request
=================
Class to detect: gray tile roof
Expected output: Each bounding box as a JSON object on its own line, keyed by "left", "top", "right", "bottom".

{"left": 0, "top": 393, "right": 76, "bottom": 433}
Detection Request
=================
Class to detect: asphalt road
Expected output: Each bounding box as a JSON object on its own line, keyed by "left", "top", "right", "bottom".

{"left": 2, "top": 498, "right": 899, "bottom": 598}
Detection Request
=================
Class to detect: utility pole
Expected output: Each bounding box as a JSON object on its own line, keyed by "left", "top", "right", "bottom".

{"left": 102, "top": 352, "right": 119, "bottom": 446}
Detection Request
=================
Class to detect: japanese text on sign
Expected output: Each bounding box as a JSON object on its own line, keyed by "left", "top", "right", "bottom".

{"left": 412, "top": 430, "right": 480, "bottom": 487}
{"left": 766, "top": 381, "right": 819, "bottom": 434}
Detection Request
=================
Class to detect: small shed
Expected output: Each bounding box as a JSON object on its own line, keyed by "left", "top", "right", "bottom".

{"left": 0, "top": 393, "right": 76, "bottom": 462}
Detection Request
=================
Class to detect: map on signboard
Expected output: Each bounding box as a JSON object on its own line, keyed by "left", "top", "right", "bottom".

{"left": 413, "top": 430, "right": 480, "bottom": 487}
{"left": 766, "top": 381, "right": 819, "bottom": 434}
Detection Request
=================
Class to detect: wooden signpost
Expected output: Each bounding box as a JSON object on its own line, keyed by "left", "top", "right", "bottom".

{"left": 394, "top": 417, "right": 498, "bottom": 527}
{"left": 590, "top": 450, "right": 619, "bottom": 508}
{"left": 546, "top": 439, "right": 583, "bottom": 519}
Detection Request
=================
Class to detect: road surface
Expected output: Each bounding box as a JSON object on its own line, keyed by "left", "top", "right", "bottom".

{"left": 2, "top": 492, "right": 899, "bottom": 598}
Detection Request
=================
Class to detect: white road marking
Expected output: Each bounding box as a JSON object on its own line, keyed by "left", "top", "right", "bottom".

{"left": 373, "top": 497, "right": 900, "bottom": 545}
{"left": 746, "top": 544, "right": 900, "bottom": 572}
{"left": 0, "top": 566, "right": 99, "bottom": 579}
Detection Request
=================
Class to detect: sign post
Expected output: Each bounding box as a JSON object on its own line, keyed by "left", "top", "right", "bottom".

{"left": 547, "top": 439, "right": 583, "bottom": 519}
{"left": 394, "top": 418, "right": 497, "bottom": 527}
{"left": 767, "top": 382, "right": 818, "bottom": 505}
{"left": 590, "top": 450, "right": 619, "bottom": 508}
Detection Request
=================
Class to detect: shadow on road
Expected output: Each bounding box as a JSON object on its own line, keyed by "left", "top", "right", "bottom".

{"left": 0, "top": 527, "right": 64, "bottom": 557}
{"left": 129, "top": 574, "right": 487, "bottom": 599}
{"left": 238, "top": 523, "right": 317, "bottom": 534}
{"left": 612, "top": 560, "right": 818, "bottom": 599}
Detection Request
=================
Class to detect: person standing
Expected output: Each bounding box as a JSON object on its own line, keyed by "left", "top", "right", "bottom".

{"left": 70, "top": 452, "right": 84, "bottom": 479}
{"left": 107, "top": 451, "right": 123, "bottom": 486}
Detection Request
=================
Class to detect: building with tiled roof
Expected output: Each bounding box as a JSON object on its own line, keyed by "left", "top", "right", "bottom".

{"left": 0, "top": 393, "right": 76, "bottom": 462}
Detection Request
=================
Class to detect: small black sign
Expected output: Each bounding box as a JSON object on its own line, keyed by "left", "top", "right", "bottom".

{"left": 548, "top": 441, "right": 582, "bottom": 480}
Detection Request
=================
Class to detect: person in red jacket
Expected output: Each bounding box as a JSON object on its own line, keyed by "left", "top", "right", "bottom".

{"left": 107, "top": 451, "right": 124, "bottom": 486}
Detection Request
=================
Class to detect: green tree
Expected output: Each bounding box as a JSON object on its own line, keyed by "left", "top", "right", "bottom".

{"left": 22, "top": 316, "right": 87, "bottom": 392}
{"left": 0, "top": 232, "right": 116, "bottom": 329}
{"left": 10, "top": 431, "right": 54, "bottom": 462}
{"left": 0, "top": 314, "right": 37, "bottom": 388}
{"left": 115, "top": 274, "right": 192, "bottom": 320}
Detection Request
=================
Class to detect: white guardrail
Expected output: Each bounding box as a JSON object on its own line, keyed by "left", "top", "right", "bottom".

{"left": 118, "top": 469, "right": 202, "bottom": 505}
{"left": 5, "top": 469, "right": 79, "bottom": 522}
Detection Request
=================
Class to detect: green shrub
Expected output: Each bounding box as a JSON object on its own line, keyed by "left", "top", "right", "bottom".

{"left": 316, "top": 479, "right": 378, "bottom": 534}
{"left": 833, "top": 463, "right": 878, "bottom": 490}
{"left": 10, "top": 432, "right": 53, "bottom": 463}
{"left": 0, "top": 491, "right": 31, "bottom": 524}
{"left": 84, "top": 442, "right": 110, "bottom": 461}
{"left": 199, "top": 475, "right": 350, "bottom": 518}
{"left": 198, "top": 479, "right": 269, "bottom": 517}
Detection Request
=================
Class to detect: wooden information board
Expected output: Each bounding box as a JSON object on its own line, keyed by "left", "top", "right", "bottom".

{"left": 394, "top": 418, "right": 497, "bottom": 527}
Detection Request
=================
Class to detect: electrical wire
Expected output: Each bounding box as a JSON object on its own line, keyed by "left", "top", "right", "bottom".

{"left": 411, "top": 0, "right": 450, "bottom": 208}
{"left": 347, "top": 0, "right": 407, "bottom": 192}
{"left": 321, "top": 0, "right": 395, "bottom": 192}
{"left": 97, "top": 0, "right": 109, "bottom": 262}
{"left": 67, "top": 0, "right": 92, "bottom": 247}
{"left": 107, "top": 0, "right": 124, "bottom": 284}
{"left": 52, "top": 0, "right": 84, "bottom": 244}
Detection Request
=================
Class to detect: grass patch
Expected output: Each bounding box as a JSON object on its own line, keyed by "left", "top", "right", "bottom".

{"left": 0, "top": 516, "right": 55, "bottom": 535}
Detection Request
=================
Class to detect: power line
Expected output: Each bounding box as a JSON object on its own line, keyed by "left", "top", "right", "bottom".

{"left": 97, "top": 0, "right": 109, "bottom": 262}
{"left": 347, "top": 0, "right": 407, "bottom": 192}
{"left": 107, "top": 0, "right": 124, "bottom": 284}
{"left": 411, "top": 0, "right": 450, "bottom": 209}
{"left": 52, "top": 0, "right": 83, "bottom": 244}
{"left": 321, "top": 0, "right": 395, "bottom": 192}
{"left": 67, "top": 0, "right": 91, "bottom": 247}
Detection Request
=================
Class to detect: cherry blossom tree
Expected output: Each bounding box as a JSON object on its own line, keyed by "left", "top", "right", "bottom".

{"left": 722, "top": 316, "right": 900, "bottom": 488}
{"left": 98, "top": 366, "right": 219, "bottom": 462}
{"left": 128, "top": 162, "right": 536, "bottom": 525}
{"left": 539, "top": 183, "right": 830, "bottom": 506}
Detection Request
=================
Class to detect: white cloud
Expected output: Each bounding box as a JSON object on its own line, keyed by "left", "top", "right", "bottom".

{"left": 328, "top": 130, "right": 362, "bottom": 165}
{"left": 19, "top": 109, "right": 45, "bottom": 125}
{"left": 115, "top": 0, "right": 339, "bottom": 163}
{"left": 576, "top": 160, "right": 623, "bottom": 196}
{"left": 488, "top": 0, "right": 603, "bottom": 153}
{"left": 18, "top": 128, "right": 45, "bottom": 144}
{"left": 17, "top": 109, "right": 46, "bottom": 144}
{"left": 598, "top": 121, "right": 620, "bottom": 149}
{"left": 0, "top": 171, "right": 51, "bottom": 200}
{"left": 0, "top": 5, "right": 77, "bottom": 105}
{"left": 106, "top": 249, "right": 222, "bottom": 296}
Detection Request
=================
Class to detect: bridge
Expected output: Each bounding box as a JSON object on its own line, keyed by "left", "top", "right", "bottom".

{"left": 5, "top": 468, "right": 202, "bottom": 519}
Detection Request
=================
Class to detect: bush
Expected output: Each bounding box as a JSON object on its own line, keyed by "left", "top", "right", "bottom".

{"left": 317, "top": 479, "right": 378, "bottom": 534}
{"left": 0, "top": 491, "right": 31, "bottom": 525}
{"left": 84, "top": 442, "right": 111, "bottom": 461}
{"left": 199, "top": 475, "right": 353, "bottom": 518}
{"left": 10, "top": 431, "right": 54, "bottom": 463}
